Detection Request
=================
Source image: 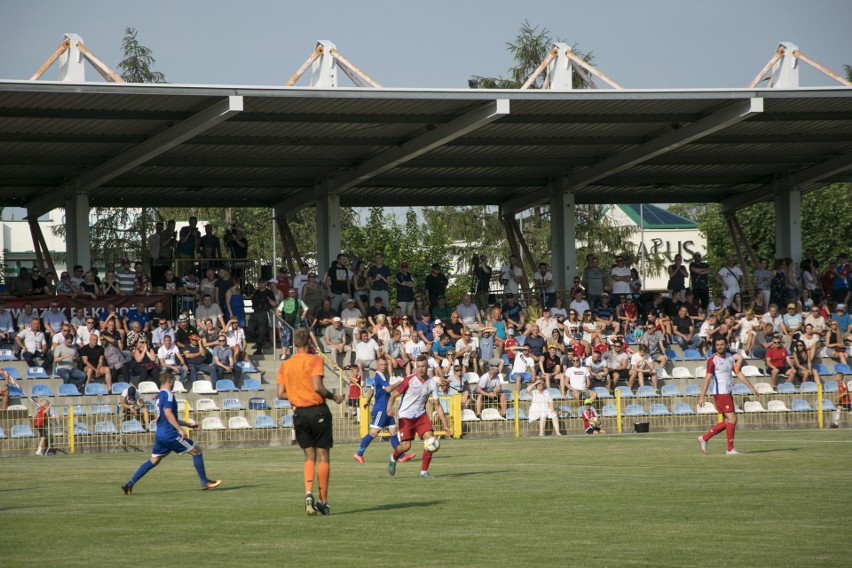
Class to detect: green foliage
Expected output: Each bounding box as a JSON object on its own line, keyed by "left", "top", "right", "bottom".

{"left": 845, "top": 64, "right": 852, "bottom": 83}
{"left": 469, "top": 20, "right": 594, "bottom": 89}
{"left": 118, "top": 27, "right": 166, "bottom": 83}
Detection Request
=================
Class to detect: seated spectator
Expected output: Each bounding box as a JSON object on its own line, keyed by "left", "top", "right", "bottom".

{"left": 641, "top": 322, "right": 668, "bottom": 368}
{"left": 455, "top": 292, "right": 482, "bottom": 331}
{"left": 151, "top": 318, "right": 175, "bottom": 350}
{"left": 791, "top": 339, "right": 819, "bottom": 384}
{"left": 765, "top": 336, "right": 796, "bottom": 388}
{"left": 628, "top": 344, "right": 657, "bottom": 392}
{"left": 430, "top": 295, "right": 453, "bottom": 322}
{"left": 10, "top": 267, "right": 33, "bottom": 297}
{"left": 832, "top": 303, "right": 852, "bottom": 334}
{"left": 157, "top": 334, "right": 187, "bottom": 384}
{"left": 535, "top": 307, "right": 560, "bottom": 338}
{"left": 323, "top": 317, "right": 352, "bottom": 369}
{"left": 199, "top": 318, "right": 220, "bottom": 350}
{"left": 78, "top": 271, "right": 99, "bottom": 299}
{"left": 100, "top": 318, "right": 123, "bottom": 350}
{"left": 0, "top": 299, "right": 16, "bottom": 347}
{"left": 706, "top": 293, "right": 727, "bottom": 320}
{"left": 539, "top": 344, "right": 563, "bottom": 391}
{"left": 569, "top": 289, "right": 590, "bottom": 319}
{"left": 119, "top": 384, "right": 150, "bottom": 429}
{"left": 340, "top": 298, "right": 362, "bottom": 335}
{"left": 174, "top": 314, "right": 197, "bottom": 350}
{"left": 581, "top": 398, "right": 607, "bottom": 435}
{"left": 385, "top": 329, "right": 405, "bottom": 375}
{"left": 803, "top": 305, "right": 827, "bottom": 336}
{"left": 800, "top": 324, "right": 821, "bottom": 361}
{"left": 501, "top": 293, "right": 526, "bottom": 335}
{"left": 211, "top": 333, "right": 242, "bottom": 386}
{"left": 454, "top": 328, "right": 478, "bottom": 374}
{"left": 562, "top": 354, "right": 596, "bottom": 402}
{"left": 580, "top": 311, "right": 603, "bottom": 347}
{"left": 604, "top": 339, "right": 630, "bottom": 393}
{"left": 225, "top": 318, "right": 247, "bottom": 362}
{"left": 56, "top": 271, "right": 78, "bottom": 296}
{"left": 101, "top": 270, "right": 122, "bottom": 296}
{"left": 477, "top": 326, "right": 503, "bottom": 374}
{"left": 751, "top": 323, "right": 775, "bottom": 361}
{"left": 367, "top": 297, "right": 389, "bottom": 327}
{"left": 41, "top": 301, "right": 67, "bottom": 343}
{"left": 584, "top": 349, "right": 609, "bottom": 386}
{"left": 430, "top": 334, "right": 455, "bottom": 378}
{"left": 130, "top": 338, "right": 160, "bottom": 383}
{"left": 30, "top": 267, "right": 48, "bottom": 295}
{"left": 824, "top": 320, "right": 848, "bottom": 366}
{"left": 416, "top": 312, "right": 435, "bottom": 346}
{"left": 488, "top": 305, "right": 507, "bottom": 340}
{"left": 762, "top": 304, "right": 783, "bottom": 333}
{"left": 523, "top": 324, "right": 547, "bottom": 363}
{"left": 123, "top": 301, "right": 151, "bottom": 334}
{"left": 102, "top": 335, "right": 130, "bottom": 383}
{"left": 672, "top": 305, "right": 702, "bottom": 352}
{"left": 510, "top": 344, "right": 537, "bottom": 392}
{"left": 592, "top": 293, "right": 619, "bottom": 335}
{"left": 475, "top": 365, "right": 507, "bottom": 417}
{"left": 16, "top": 319, "right": 53, "bottom": 369}
{"left": 615, "top": 294, "right": 638, "bottom": 335}
{"left": 501, "top": 328, "right": 520, "bottom": 367}
{"left": 354, "top": 329, "right": 380, "bottom": 377}
{"left": 550, "top": 297, "right": 568, "bottom": 322}
{"left": 53, "top": 333, "right": 86, "bottom": 390}
{"left": 781, "top": 302, "right": 803, "bottom": 338}
{"left": 403, "top": 332, "right": 428, "bottom": 376}
{"left": 79, "top": 332, "right": 111, "bottom": 390}
{"left": 195, "top": 294, "right": 225, "bottom": 330}
{"left": 444, "top": 311, "right": 464, "bottom": 340}
{"left": 525, "top": 296, "right": 542, "bottom": 323}
{"left": 182, "top": 333, "right": 213, "bottom": 384}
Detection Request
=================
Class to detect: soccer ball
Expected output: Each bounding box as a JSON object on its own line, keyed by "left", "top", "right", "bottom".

{"left": 423, "top": 436, "right": 440, "bottom": 453}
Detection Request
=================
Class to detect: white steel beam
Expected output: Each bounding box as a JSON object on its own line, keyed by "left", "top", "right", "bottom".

{"left": 27, "top": 96, "right": 243, "bottom": 217}
{"left": 502, "top": 97, "right": 764, "bottom": 213}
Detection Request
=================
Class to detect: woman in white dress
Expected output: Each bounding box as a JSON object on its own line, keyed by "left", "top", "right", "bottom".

{"left": 737, "top": 310, "right": 760, "bottom": 357}
{"left": 527, "top": 379, "right": 561, "bottom": 437}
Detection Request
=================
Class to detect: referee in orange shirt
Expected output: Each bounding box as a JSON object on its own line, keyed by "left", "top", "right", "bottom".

{"left": 277, "top": 328, "right": 344, "bottom": 516}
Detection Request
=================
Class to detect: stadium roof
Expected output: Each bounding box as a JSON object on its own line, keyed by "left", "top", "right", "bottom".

{"left": 616, "top": 204, "right": 698, "bottom": 229}
{"left": 0, "top": 80, "right": 850, "bottom": 216}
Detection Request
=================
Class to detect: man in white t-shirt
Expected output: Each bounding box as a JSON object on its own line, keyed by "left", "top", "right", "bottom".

{"left": 534, "top": 263, "right": 556, "bottom": 307}
{"left": 562, "top": 354, "right": 595, "bottom": 402}
{"left": 715, "top": 256, "right": 744, "bottom": 306}
{"left": 505, "top": 256, "right": 523, "bottom": 296}
{"left": 354, "top": 330, "right": 380, "bottom": 376}
{"left": 628, "top": 344, "right": 657, "bottom": 392}
{"left": 569, "top": 290, "right": 591, "bottom": 319}
{"left": 455, "top": 293, "right": 482, "bottom": 331}
{"left": 156, "top": 335, "right": 188, "bottom": 383}
{"left": 610, "top": 256, "right": 632, "bottom": 297}
{"left": 475, "top": 365, "right": 507, "bottom": 417}
{"left": 510, "top": 345, "right": 538, "bottom": 392}
{"left": 292, "top": 262, "right": 311, "bottom": 299}
{"left": 454, "top": 330, "right": 479, "bottom": 374}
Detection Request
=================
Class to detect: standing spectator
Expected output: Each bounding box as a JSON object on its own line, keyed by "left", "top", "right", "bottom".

{"left": 351, "top": 261, "right": 369, "bottom": 315}
{"left": 715, "top": 256, "right": 744, "bottom": 307}
{"left": 199, "top": 224, "right": 221, "bottom": 266}
{"left": 753, "top": 258, "right": 773, "bottom": 307}
{"left": 582, "top": 255, "right": 607, "bottom": 310}
{"left": 503, "top": 256, "right": 523, "bottom": 299}
{"left": 16, "top": 319, "right": 53, "bottom": 368}
{"left": 225, "top": 280, "right": 246, "bottom": 328}
{"left": 395, "top": 262, "right": 416, "bottom": 317}
{"left": 783, "top": 257, "right": 800, "bottom": 302}
{"left": 609, "top": 256, "right": 632, "bottom": 301}
{"left": 53, "top": 334, "right": 86, "bottom": 390}
{"left": 769, "top": 259, "right": 788, "bottom": 310}
{"left": 292, "top": 262, "right": 311, "bottom": 299}
{"left": 10, "top": 267, "right": 33, "bottom": 297}
{"left": 79, "top": 333, "right": 111, "bottom": 390}
{"left": 148, "top": 221, "right": 163, "bottom": 282}
{"left": 829, "top": 254, "right": 851, "bottom": 305}
{"left": 473, "top": 254, "right": 492, "bottom": 312}
{"left": 213, "top": 268, "right": 232, "bottom": 314}
{"left": 132, "top": 261, "right": 151, "bottom": 295}
{"left": 667, "top": 254, "right": 689, "bottom": 296}
{"left": 524, "top": 378, "right": 561, "bottom": 436}
{"left": 800, "top": 249, "right": 822, "bottom": 303}
{"left": 247, "top": 281, "right": 274, "bottom": 353}
{"left": 689, "top": 252, "right": 711, "bottom": 310}
{"left": 424, "top": 263, "right": 449, "bottom": 308}
{"left": 325, "top": 253, "right": 351, "bottom": 314}
{"left": 367, "top": 253, "right": 391, "bottom": 307}
{"left": 116, "top": 259, "right": 136, "bottom": 295}
{"left": 534, "top": 262, "right": 556, "bottom": 308}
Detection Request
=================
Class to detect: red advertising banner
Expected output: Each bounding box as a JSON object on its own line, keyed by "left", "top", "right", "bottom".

{"left": 1, "top": 295, "right": 173, "bottom": 322}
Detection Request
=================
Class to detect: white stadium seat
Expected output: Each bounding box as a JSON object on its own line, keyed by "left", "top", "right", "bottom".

{"left": 767, "top": 400, "right": 790, "bottom": 412}
{"left": 754, "top": 382, "right": 776, "bottom": 395}
{"left": 191, "top": 380, "right": 216, "bottom": 394}
{"left": 195, "top": 398, "right": 219, "bottom": 412}
{"left": 461, "top": 409, "right": 480, "bottom": 422}
{"left": 743, "top": 401, "right": 766, "bottom": 413}
{"left": 480, "top": 408, "right": 505, "bottom": 421}
{"left": 137, "top": 381, "right": 159, "bottom": 394}
{"left": 201, "top": 417, "right": 226, "bottom": 430}
{"left": 228, "top": 416, "right": 252, "bottom": 430}
{"left": 697, "top": 402, "right": 718, "bottom": 414}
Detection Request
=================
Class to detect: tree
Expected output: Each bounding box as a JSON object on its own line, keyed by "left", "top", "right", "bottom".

{"left": 845, "top": 64, "right": 852, "bottom": 83}
{"left": 118, "top": 27, "right": 166, "bottom": 83}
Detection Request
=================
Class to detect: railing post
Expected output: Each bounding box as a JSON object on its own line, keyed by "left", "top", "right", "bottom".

{"left": 616, "top": 389, "right": 622, "bottom": 434}
{"left": 514, "top": 395, "right": 519, "bottom": 438}
{"left": 359, "top": 396, "right": 369, "bottom": 438}
{"left": 452, "top": 394, "right": 461, "bottom": 439}
{"left": 69, "top": 405, "right": 75, "bottom": 454}
{"left": 818, "top": 382, "right": 824, "bottom": 429}
{"left": 183, "top": 402, "right": 190, "bottom": 436}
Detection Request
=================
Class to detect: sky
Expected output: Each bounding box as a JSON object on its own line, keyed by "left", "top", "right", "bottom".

{"left": 1, "top": 0, "right": 850, "bottom": 89}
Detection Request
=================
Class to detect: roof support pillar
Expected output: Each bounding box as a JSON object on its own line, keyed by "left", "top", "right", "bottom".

{"left": 771, "top": 42, "right": 800, "bottom": 88}
{"left": 58, "top": 34, "right": 86, "bottom": 82}
{"left": 550, "top": 183, "right": 577, "bottom": 293}
{"left": 774, "top": 188, "right": 802, "bottom": 264}
{"left": 316, "top": 189, "right": 341, "bottom": 277}
{"left": 65, "top": 192, "right": 90, "bottom": 270}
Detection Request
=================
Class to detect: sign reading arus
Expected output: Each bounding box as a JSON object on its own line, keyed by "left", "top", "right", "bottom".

{"left": 1, "top": 295, "right": 172, "bottom": 322}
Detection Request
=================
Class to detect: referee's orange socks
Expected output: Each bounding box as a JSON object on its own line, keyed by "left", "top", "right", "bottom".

{"left": 304, "top": 460, "right": 315, "bottom": 494}
{"left": 318, "top": 462, "right": 330, "bottom": 503}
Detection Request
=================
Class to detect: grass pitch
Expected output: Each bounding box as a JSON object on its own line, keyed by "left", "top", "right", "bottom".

{"left": 2, "top": 429, "right": 850, "bottom": 567}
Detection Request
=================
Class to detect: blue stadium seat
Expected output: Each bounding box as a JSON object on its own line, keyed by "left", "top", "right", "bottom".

{"left": 236, "top": 361, "right": 258, "bottom": 373}
{"left": 637, "top": 386, "right": 658, "bottom": 397}
{"left": 601, "top": 404, "right": 618, "bottom": 417}
{"left": 94, "top": 421, "right": 118, "bottom": 435}
{"left": 821, "top": 399, "right": 837, "bottom": 411}
{"left": 8, "top": 384, "right": 24, "bottom": 398}
{"left": 649, "top": 403, "right": 671, "bottom": 416}
{"left": 365, "top": 377, "right": 375, "bottom": 389}
{"left": 799, "top": 382, "right": 818, "bottom": 393}
{"left": 660, "top": 385, "right": 681, "bottom": 397}
{"left": 731, "top": 384, "right": 751, "bottom": 396}
{"left": 593, "top": 387, "right": 612, "bottom": 399}
{"left": 684, "top": 384, "right": 702, "bottom": 396}
{"left": 557, "top": 405, "right": 575, "bottom": 418}
{"left": 777, "top": 383, "right": 797, "bottom": 394}
{"left": 3, "top": 367, "right": 22, "bottom": 379}
{"left": 144, "top": 400, "right": 157, "bottom": 413}
{"left": 0, "top": 349, "right": 16, "bottom": 361}
{"left": 666, "top": 349, "right": 680, "bottom": 361}
{"left": 111, "top": 382, "right": 130, "bottom": 395}
{"left": 547, "top": 388, "right": 563, "bottom": 400}
{"left": 121, "top": 420, "right": 147, "bottom": 434}
{"left": 682, "top": 349, "right": 703, "bottom": 361}
{"left": 222, "top": 398, "right": 245, "bottom": 411}
{"left": 148, "top": 422, "right": 157, "bottom": 433}
{"left": 813, "top": 363, "right": 831, "bottom": 376}
{"left": 58, "top": 384, "right": 81, "bottom": 396}
{"left": 503, "top": 391, "right": 514, "bottom": 402}
{"left": 84, "top": 383, "right": 108, "bottom": 396}
{"left": 254, "top": 415, "right": 277, "bottom": 429}
{"left": 624, "top": 404, "right": 647, "bottom": 416}
{"left": 673, "top": 402, "right": 696, "bottom": 415}
{"left": 615, "top": 386, "right": 635, "bottom": 398}
{"left": 11, "top": 424, "right": 36, "bottom": 438}
{"left": 274, "top": 399, "right": 292, "bottom": 409}
{"left": 281, "top": 415, "right": 294, "bottom": 428}
{"left": 91, "top": 404, "right": 113, "bottom": 415}
{"left": 791, "top": 399, "right": 813, "bottom": 412}
{"left": 31, "top": 384, "right": 54, "bottom": 398}
{"left": 834, "top": 364, "right": 852, "bottom": 375}
{"left": 248, "top": 397, "right": 270, "bottom": 410}
{"left": 27, "top": 367, "right": 49, "bottom": 379}
{"left": 242, "top": 378, "right": 263, "bottom": 391}
{"left": 64, "top": 404, "right": 86, "bottom": 416}
{"left": 0, "top": 426, "right": 5, "bottom": 439}
{"left": 74, "top": 423, "right": 90, "bottom": 436}
{"left": 215, "top": 379, "right": 239, "bottom": 392}
{"left": 506, "top": 407, "right": 527, "bottom": 420}
{"left": 823, "top": 381, "right": 839, "bottom": 393}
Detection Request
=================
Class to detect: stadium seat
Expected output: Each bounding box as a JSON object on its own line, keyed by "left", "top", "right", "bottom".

{"left": 281, "top": 415, "right": 294, "bottom": 428}
{"left": 236, "top": 361, "right": 258, "bottom": 373}
{"left": 144, "top": 400, "right": 157, "bottom": 413}
{"left": 660, "top": 385, "right": 681, "bottom": 397}
{"left": 557, "top": 405, "right": 575, "bottom": 418}
{"left": 11, "top": 424, "right": 36, "bottom": 438}
{"left": 464, "top": 372, "right": 479, "bottom": 385}
{"left": 666, "top": 349, "right": 681, "bottom": 361}
{"left": 684, "top": 384, "right": 702, "bottom": 396}
{"left": 249, "top": 397, "right": 270, "bottom": 410}
{"left": 461, "top": 409, "right": 480, "bottom": 422}
{"left": 0, "top": 426, "right": 5, "bottom": 439}
{"left": 731, "top": 384, "right": 751, "bottom": 396}
{"left": 177, "top": 400, "right": 192, "bottom": 412}
{"left": 27, "top": 366, "right": 49, "bottom": 379}
{"left": 503, "top": 391, "right": 514, "bottom": 402}
{"left": 743, "top": 401, "right": 766, "bottom": 412}
{"left": 148, "top": 422, "right": 157, "bottom": 433}
{"left": 799, "top": 382, "right": 818, "bottom": 393}
{"left": 821, "top": 399, "right": 836, "bottom": 411}
{"left": 172, "top": 380, "right": 188, "bottom": 393}
{"left": 833, "top": 364, "right": 851, "bottom": 375}
{"left": 823, "top": 381, "right": 839, "bottom": 393}
{"left": 111, "top": 382, "right": 130, "bottom": 395}
{"left": 215, "top": 379, "right": 239, "bottom": 392}
{"left": 8, "top": 385, "right": 25, "bottom": 398}
{"left": 73, "top": 423, "right": 90, "bottom": 436}
{"left": 202, "top": 417, "right": 226, "bottom": 430}
{"left": 242, "top": 378, "right": 263, "bottom": 391}
{"left": 94, "top": 421, "right": 118, "bottom": 435}
{"left": 637, "top": 386, "right": 658, "bottom": 398}
{"left": 649, "top": 403, "right": 670, "bottom": 416}
{"left": 656, "top": 368, "right": 670, "bottom": 379}
{"left": 683, "top": 349, "right": 703, "bottom": 361}
{"left": 791, "top": 399, "right": 813, "bottom": 412}
{"left": 137, "top": 381, "right": 159, "bottom": 394}
{"left": 694, "top": 366, "right": 706, "bottom": 379}
{"left": 593, "top": 386, "right": 612, "bottom": 399}
{"left": 813, "top": 363, "right": 831, "bottom": 376}
{"left": 121, "top": 420, "right": 146, "bottom": 434}
{"left": 547, "top": 388, "right": 563, "bottom": 400}
{"left": 776, "top": 383, "right": 797, "bottom": 394}
{"left": 697, "top": 402, "right": 718, "bottom": 414}
{"left": 741, "top": 366, "right": 763, "bottom": 377}
{"left": 624, "top": 404, "right": 647, "bottom": 416}
{"left": 274, "top": 399, "right": 292, "bottom": 409}
{"left": 2, "top": 367, "right": 21, "bottom": 379}
{"left": 228, "top": 416, "right": 251, "bottom": 430}
{"left": 84, "top": 383, "right": 108, "bottom": 396}
{"left": 615, "top": 386, "right": 634, "bottom": 398}
{"left": 517, "top": 390, "right": 532, "bottom": 401}
{"left": 480, "top": 408, "right": 505, "bottom": 421}
{"left": 601, "top": 404, "right": 618, "bottom": 417}
{"left": 754, "top": 382, "right": 776, "bottom": 395}
{"left": 31, "top": 384, "right": 54, "bottom": 398}
{"left": 0, "top": 349, "right": 15, "bottom": 361}
{"left": 671, "top": 367, "right": 692, "bottom": 379}
{"left": 506, "top": 407, "right": 527, "bottom": 420}
{"left": 64, "top": 404, "right": 86, "bottom": 416}
{"left": 254, "top": 415, "right": 277, "bottom": 429}
{"left": 222, "top": 398, "right": 244, "bottom": 411}
{"left": 191, "top": 380, "right": 217, "bottom": 394}
{"left": 767, "top": 400, "right": 790, "bottom": 412}
{"left": 672, "top": 402, "right": 695, "bottom": 415}
{"left": 195, "top": 398, "right": 220, "bottom": 412}
{"left": 91, "top": 403, "right": 113, "bottom": 415}
{"left": 58, "top": 384, "right": 81, "bottom": 396}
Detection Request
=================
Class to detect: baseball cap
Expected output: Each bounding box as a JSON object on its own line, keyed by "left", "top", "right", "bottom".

{"left": 332, "top": 316, "right": 341, "bottom": 322}
{"left": 542, "top": 306, "right": 551, "bottom": 312}
{"left": 584, "top": 398, "right": 593, "bottom": 405}
{"left": 573, "top": 333, "right": 582, "bottom": 339}
{"left": 178, "top": 314, "right": 188, "bottom": 322}
{"left": 547, "top": 343, "right": 558, "bottom": 349}
{"left": 506, "top": 293, "right": 514, "bottom": 298}
{"left": 431, "top": 263, "right": 440, "bottom": 269}
{"left": 189, "top": 333, "right": 200, "bottom": 340}
{"left": 437, "top": 294, "right": 445, "bottom": 300}
{"left": 374, "top": 297, "right": 383, "bottom": 302}
{"left": 400, "top": 262, "right": 409, "bottom": 269}
{"left": 267, "top": 278, "right": 277, "bottom": 284}
{"left": 600, "top": 292, "right": 609, "bottom": 298}
{"left": 838, "top": 304, "right": 846, "bottom": 310}
{"left": 346, "top": 298, "right": 354, "bottom": 304}
{"left": 787, "top": 303, "right": 796, "bottom": 309}
{"left": 434, "top": 319, "right": 442, "bottom": 325}
{"left": 594, "top": 343, "right": 608, "bottom": 354}
{"left": 507, "top": 328, "right": 515, "bottom": 335}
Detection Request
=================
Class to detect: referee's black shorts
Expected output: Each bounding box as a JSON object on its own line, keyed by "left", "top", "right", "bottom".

{"left": 293, "top": 403, "right": 334, "bottom": 450}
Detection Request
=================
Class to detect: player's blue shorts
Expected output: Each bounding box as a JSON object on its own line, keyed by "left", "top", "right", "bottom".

{"left": 152, "top": 435, "right": 195, "bottom": 457}
{"left": 369, "top": 409, "right": 395, "bottom": 430}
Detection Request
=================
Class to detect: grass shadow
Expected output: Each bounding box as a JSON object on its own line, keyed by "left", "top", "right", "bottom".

{"left": 335, "top": 499, "right": 448, "bottom": 515}
{"left": 440, "top": 470, "right": 512, "bottom": 478}
{"left": 743, "top": 448, "right": 801, "bottom": 454}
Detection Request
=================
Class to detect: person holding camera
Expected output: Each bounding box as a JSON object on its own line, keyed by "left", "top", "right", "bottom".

{"left": 176, "top": 216, "right": 201, "bottom": 277}
{"left": 473, "top": 254, "right": 492, "bottom": 312}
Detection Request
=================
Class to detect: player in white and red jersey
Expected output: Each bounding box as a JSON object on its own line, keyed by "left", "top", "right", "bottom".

{"left": 386, "top": 355, "right": 451, "bottom": 479}
{"left": 697, "top": 337, "right": 759, "bottom": 455}
{"left": 581, "top": 398, "right": 606, "bottom": 435}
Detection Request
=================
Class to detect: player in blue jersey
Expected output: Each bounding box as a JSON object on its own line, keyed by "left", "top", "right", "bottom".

{"left": 353, "top": 358, "right": 414, "bottom": 464}
{"left": 122, "top": 370, "right": 221, "bottom": 495}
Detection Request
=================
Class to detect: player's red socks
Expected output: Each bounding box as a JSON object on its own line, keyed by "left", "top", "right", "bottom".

{"left": 304, "top": 460, "right": 315, "bottom": 494}
{"left": 317, "top": 462, "right": 330, "bottom": 503}
{"left": 421, "top": 450, "right": 432, "bottom": 472}
{"left": 392, "top": 448, "right": 402, "bottom": 461}
{"left": 725, "top": 422, "right": 736, "bottom": 451}
{"left": 702, "top": 421, "right": 726, "bottom": 441}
